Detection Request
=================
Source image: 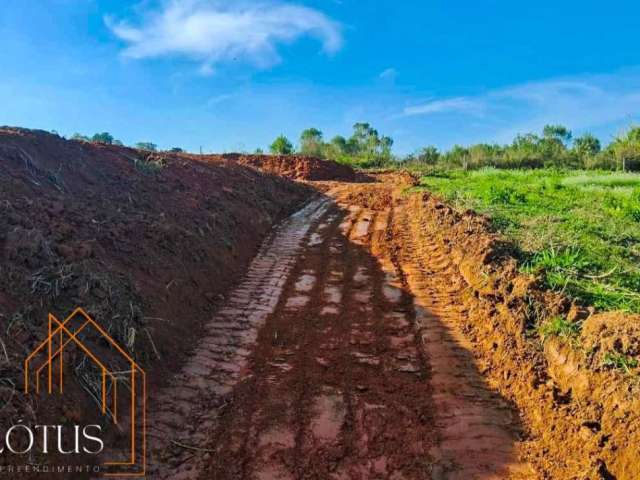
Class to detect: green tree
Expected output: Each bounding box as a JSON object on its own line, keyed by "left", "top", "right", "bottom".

{"left": 299, "top": 128, "right": 324, "bottom": 156}
{"left": 380, "top": 136, "right": 393, "bottom": 158}
{"left": 610, "top": 127, "right": 640, "bottom": 171}
{"left": 71, "top": 133, "right": 90, "bottom": 141}
{"left": 573, "top": 133, "right": 601, "bottom": 157}
{"left": 350, "top": 122, "right": 380, "bottom": 156}
{"left": 170, "top": 147, "right": 184, "bottom": 153}
{"left": 410, "top": 146, "right": 440, "bottom": 165}
{"left": 322, "top": 135, "right": 349, "bottom": 160}
{"left": 91, "top": 132, "right": 114, "bottom": 144}
{"left": 270, "top": 135, "right": 294, "bottom": 155}
{"left": 330, "top": 135, "right": 348, "bottom": 153}
{"left": 443, "top": 145, "right": 471, "bottom": 169}
{"left": 135, "top": 142, "right": 158, "bottom": 151}
{"left": 543, "top": 124, "right": 572, "bottom": 144}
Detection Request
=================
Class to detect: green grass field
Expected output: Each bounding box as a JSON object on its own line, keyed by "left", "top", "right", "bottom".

{"left": 416, "top": 169, "right": 640, "bottom": 313}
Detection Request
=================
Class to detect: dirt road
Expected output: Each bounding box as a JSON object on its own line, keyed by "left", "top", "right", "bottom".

{"left": 145, "top": 186, "right": 535, "bottom": 479}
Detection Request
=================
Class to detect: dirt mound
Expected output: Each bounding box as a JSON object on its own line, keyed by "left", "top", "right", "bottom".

{"left": 366, "top": 169, "right": 420, "bottom": 186}
{"left": 223, "top": 153, "right": 356, "bottom": 182}
{"left": 336, "top": 184, "right": 393, "bottom": 211}
{"left": 0, "top": 127, "right": 312, "bottom": 472}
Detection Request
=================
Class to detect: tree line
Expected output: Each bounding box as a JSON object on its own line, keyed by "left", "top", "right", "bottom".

{"left": 268, "top": 123, "right": 394, "bottom": 168}
{"left": 67, "top": 124, "right": 640, "bottom": 171}
{"left": 269, "top": 123, "right": 640, "bottom": 171}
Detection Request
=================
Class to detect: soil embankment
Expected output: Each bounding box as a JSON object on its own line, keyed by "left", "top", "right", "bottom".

{"left": 0, "top": 128, "right": 320, "bottom": 475}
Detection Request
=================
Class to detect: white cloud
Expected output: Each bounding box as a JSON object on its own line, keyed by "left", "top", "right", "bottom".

{"left": 402, "top": 97, "right": 485, "bottom": 117}
{"left": 106, "top": 0, "right": 342, "bottom": 72}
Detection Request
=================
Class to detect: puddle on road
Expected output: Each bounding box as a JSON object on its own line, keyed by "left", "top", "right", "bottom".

{"left": 258, "top": 426, "right": 296, "bottom": 449}
{"left": 323, "top": 284, "right": 343, "bottom": 304}
{"left": 321, "top": 305, "right": 340, "bottom": 315}
{"left": 351, "top": 215, "right": 372, "bottom": 244}
{"left": 382, "top": 284, "right": 403, "bottom": 303}
{"left": 310, "top": 388, "right": 346, "bottom": 444}
{"left": 352, "top": 289, "right": 372, "bottom": 304}
{"left": 384, "top": 311, "right": 411, "bottom": 329}
{"left": 353, "top": 266, "right": 369, "bottom": 284}
{"left": 352, "top": 351, "right": 380, "bottom": 366}
{"left": 295, "top": 273, "right": 316, "bottom": 292}
{"left": 286, "top": 295, "right": 310, "bottom": 309}
{"left": 383, "top": 272, "right": 403, "bottom": 303}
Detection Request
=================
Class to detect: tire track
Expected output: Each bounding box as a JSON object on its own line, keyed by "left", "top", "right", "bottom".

{"left": 390, "top": 201, "right": 535, "bottom": 480}
{"left": 143, "top": 197, "right": 331, "bottom": 479}
{"left": 142, "top": 183, "right": 537, "bottom": 479}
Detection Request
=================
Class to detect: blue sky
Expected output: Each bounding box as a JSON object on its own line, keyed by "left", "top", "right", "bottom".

{"left": 1, "top": 0, "right": 640, "bottom": 154}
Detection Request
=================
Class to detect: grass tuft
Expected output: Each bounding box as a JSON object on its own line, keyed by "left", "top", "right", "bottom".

{"left": 537, "top": 316, "right": 581, "bottom": 342}
{"left": 602, "top": 351, "right": 639, "bottom": 375}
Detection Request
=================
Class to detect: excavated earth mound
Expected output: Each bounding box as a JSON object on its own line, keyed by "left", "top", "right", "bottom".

{"left": 223, "top": 153, "right": 357, "bottom": 182}
{"left": 0, "top": 128, "right": 313, "bottom": 474}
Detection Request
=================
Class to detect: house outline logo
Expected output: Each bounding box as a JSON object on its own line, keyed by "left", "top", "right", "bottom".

{"left": 23, "top": 307, "right": 147, "bottom": 477}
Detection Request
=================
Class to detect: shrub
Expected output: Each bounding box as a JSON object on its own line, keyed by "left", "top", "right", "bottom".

{"left": 270, "top": 135, "right": 294, "bottom": 155}
{"left": 135, "top": 142, "right": 158, "bottom": 152}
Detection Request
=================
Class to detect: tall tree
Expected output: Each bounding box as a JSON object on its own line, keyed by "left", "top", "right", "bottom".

{"left": 543, "top": 124, "right": 572, "bottom": 145}
{"left": 270, "top": 135, "right": 294, "bottom": 155}
{"left": 299, "top": 128, "right": 324, "bottom": 156}
{"left": 91, "top": 132, "right": 114, "bottom": 144}
{"left": 573, "top": 133, "right": 601, "bottom": 157}
{"left": 415, "top": 146, "right": 440, "bottom": 165}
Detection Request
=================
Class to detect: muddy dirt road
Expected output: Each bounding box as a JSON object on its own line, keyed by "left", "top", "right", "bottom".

{"left": 145, "top": 186, "right": 535, "bottom": 480}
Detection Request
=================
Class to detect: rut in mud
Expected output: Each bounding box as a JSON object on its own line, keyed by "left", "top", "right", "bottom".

{"left": 145, "top": 189, "right": 534, "bottom": 480}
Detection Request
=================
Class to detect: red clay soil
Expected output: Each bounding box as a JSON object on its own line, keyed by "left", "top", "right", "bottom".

{"left": 0, "top": 128, "right": 313, "bottom": 475}
{"left": 396, "top": 189, "right": 640, "bottom": 480}
{"left": 223, "top": 153, "right": 357, "bottom": 182}
{"left": 142, "top": 182, "right": 533, "bottom": 480}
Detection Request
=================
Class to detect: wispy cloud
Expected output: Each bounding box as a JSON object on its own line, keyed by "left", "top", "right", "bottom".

{"left": 105, "top": 0, "right": 342, "bottom": 73}
{"left": 402, "top": 97, "right": 485, "bottom": 117}
{"left": 399, "top": 69, "right": 640, "bottom": 141}
{"left": 206, "top": 93, "right": 234, "bottom": 107}
{"left": 379, "top": 68, "right": 397, "bottom": 81}
{"left": 487, "top": 76, "right": 640, "bottom": 140}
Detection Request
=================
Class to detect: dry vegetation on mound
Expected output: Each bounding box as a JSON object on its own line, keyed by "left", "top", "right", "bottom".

{"left": 0, "top": 128, "right": 321, "bottom": 468}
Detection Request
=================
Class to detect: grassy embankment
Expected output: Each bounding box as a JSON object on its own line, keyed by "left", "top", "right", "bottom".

{"left": 415, "top": 169, "right": 640, "bottom": 313}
